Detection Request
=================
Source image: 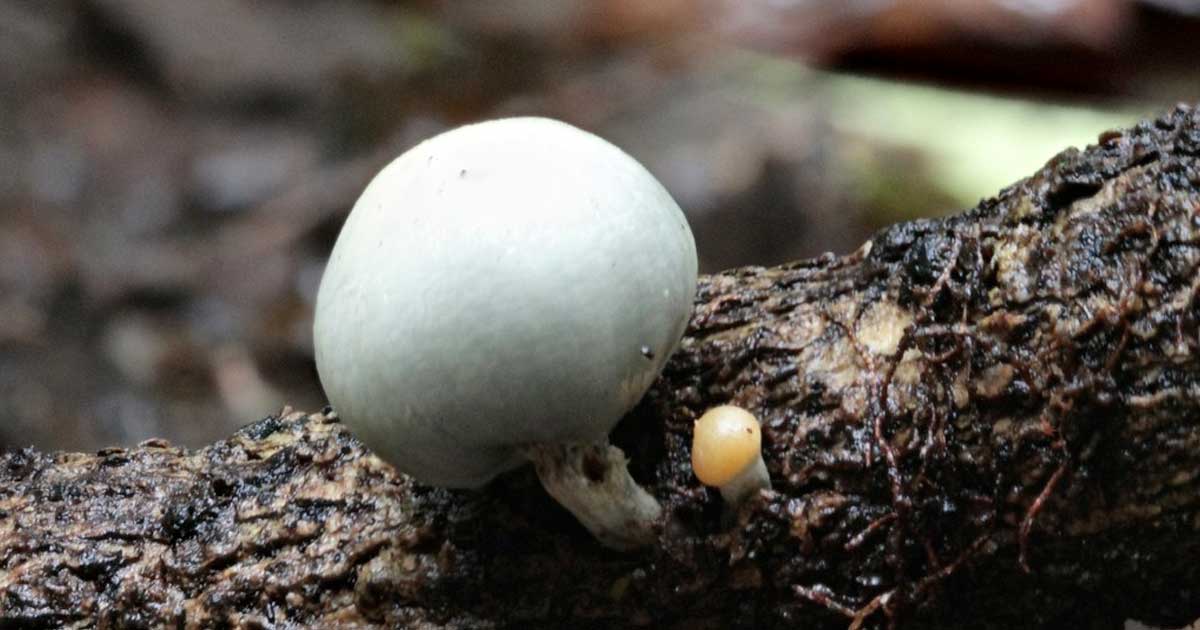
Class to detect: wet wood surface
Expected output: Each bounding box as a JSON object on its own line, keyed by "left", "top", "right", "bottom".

{"left": 2, "top": 106, "right": 1199, "bottom": 629}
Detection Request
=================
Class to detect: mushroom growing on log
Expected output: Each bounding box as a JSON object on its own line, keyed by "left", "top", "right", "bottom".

{"left": 313, "top": 117, "right": 697, "bottom": 550}
{"left": 692, "top": 405, "right": 772, "bottom": 511}
{"left": 2, "top": 105, "right": 1200, "bottom": 629}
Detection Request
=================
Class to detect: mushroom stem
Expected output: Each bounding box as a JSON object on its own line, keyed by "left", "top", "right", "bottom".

{"left": 521, "top": 442, "right": 662, "bottom": 551}
{"left": 717, "top": 455, "right": 770, "bottom": 507}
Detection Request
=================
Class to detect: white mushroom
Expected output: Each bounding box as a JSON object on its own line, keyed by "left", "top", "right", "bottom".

{"left": 691, "top": 405, "right": 771, "bottom": 508}
{"left": 313, "top": 117, "right": 697, "bottom": 550}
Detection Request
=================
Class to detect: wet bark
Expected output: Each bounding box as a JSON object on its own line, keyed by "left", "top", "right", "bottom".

{"left": 3, "top": 105, "right": 1200, "bottom": 630}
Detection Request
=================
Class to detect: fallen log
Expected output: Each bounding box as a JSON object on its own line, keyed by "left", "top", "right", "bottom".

{"left": 2, "top": 105, "right": 1199, "bottom": 629}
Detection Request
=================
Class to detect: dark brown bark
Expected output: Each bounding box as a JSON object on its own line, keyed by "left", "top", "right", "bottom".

{"left": 3, "top": 105, "right": 1200, "bottom": 630}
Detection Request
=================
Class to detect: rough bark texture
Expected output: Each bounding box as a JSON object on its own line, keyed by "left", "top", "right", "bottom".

{"left": 3, "top": 106, "right": 1200, "bottom": 630}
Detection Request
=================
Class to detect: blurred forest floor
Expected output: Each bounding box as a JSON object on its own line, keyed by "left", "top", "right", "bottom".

{"left": 0, "top": 0, "right": 1197, "bottom": 455}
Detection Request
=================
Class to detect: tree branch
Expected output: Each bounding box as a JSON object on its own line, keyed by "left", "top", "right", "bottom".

{"left": 3, "top": 105, "right": 1200, "bottom": 629}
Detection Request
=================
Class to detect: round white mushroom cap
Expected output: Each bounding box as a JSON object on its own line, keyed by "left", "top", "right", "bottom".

{"left": 314, "top": 117, "right": 697, "bottom": 488}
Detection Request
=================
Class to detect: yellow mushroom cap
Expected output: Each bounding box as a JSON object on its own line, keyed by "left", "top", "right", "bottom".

{"left": 691, "top": 405, "right": 763, "bottom": 487}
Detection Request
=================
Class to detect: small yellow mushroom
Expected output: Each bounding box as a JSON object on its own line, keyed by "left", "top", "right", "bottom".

{"left": 691, "top": 405, "right": 771, "bottom": 506}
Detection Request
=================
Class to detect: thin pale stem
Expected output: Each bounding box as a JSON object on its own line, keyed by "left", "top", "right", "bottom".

{"left": 521, "top": 441, "right": 663, "bottom": 551}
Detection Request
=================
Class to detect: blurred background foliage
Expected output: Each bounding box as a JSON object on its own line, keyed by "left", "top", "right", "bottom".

{"left": 0, "top": 0, "right": 1197, "bottom": 451}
